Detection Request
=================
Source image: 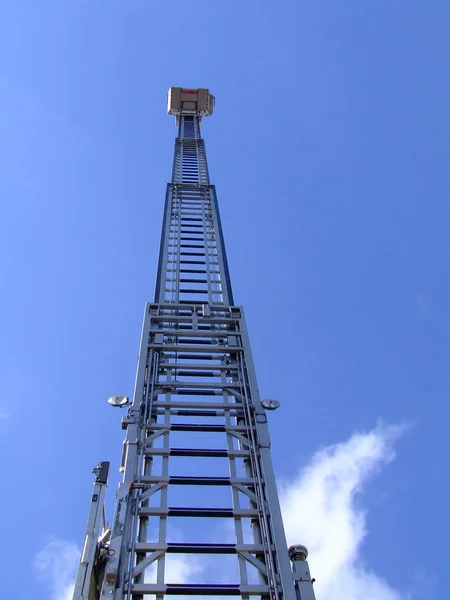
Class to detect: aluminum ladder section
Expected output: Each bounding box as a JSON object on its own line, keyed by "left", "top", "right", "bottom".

{"left": 95, "top": 112, "right": 315, "bottom": 599}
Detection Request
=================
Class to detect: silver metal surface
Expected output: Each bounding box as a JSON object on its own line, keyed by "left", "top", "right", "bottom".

{"left": 73, "top": 462, "right": 110, "bottom": 599}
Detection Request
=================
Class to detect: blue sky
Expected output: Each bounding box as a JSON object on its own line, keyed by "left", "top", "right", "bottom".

{"left": 1, "top": 1, "right": 449, "bottom": 599}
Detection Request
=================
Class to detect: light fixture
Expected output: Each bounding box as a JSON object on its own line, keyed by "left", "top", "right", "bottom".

{"left": 107, "top": 395, "right": 130, "bottom": 408}
{"left": 288, "top": 544, "right": 309, "bottom": 562}
{"left": 261, "top": 398, "right": 280, "bottom": 411}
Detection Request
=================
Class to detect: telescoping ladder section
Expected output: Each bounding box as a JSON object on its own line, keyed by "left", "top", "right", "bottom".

{"left": 73, "top": 89, "right": 316, "bottom": 600}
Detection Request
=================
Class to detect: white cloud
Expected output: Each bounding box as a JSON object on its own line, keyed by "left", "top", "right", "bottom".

{"left": 144, "top": 524, "right": 203, "bottom": 584}
{"left": 280, "top": 422, "right": 408, "bottom": 600}
{"left": 35, "top": 538, "right": 79, "bottom": 600}
{"left": 164, "top": 554, "right": 203, "bottom": 582}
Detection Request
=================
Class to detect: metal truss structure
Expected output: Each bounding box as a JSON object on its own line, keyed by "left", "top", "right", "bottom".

{"left": 73, "top": 89, "right": 316, "bottom": 600}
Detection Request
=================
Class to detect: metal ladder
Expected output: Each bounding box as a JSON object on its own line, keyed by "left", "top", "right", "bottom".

{"left": 73, "top": 105, "right": 316, "bottom": 600}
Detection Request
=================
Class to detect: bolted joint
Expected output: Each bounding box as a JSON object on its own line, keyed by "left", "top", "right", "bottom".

{"left": 289, "top": 544, "right": 309, "bottom": 562}
{"left": 129, "top": 482, "right": 149, "bottom": 491}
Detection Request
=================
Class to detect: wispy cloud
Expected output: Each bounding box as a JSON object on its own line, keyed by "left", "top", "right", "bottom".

{"left": 35, "top": 538, "right": 79, "bottom": 600}
{"left": 280, "top": 422, "right": 408, "bottom": 600}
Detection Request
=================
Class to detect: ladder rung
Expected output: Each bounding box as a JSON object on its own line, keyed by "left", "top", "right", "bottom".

{"left": 174, "top": 325, "right": 220, "bottom": 331}
{"left": 171, "top": 448, "right": 248, "bottom": 458}
{"left": 157, "top": 382, "right": 239, "bottom": 390}
{"left": 172, "top": 354, "right": 215, "bottom": 360}
{"left": 147, "top": 424, "right": 250, "bottom": 434}
{"left": 175, "top": 371, "right": 215, "bottom": 377}
{"left": 139, "top": 475, "right": 257, "bottom": 486}
{"left": 169, "top": 476, "right": 231, "bottom": 486}
{"left": 138, "top": 507, "right": 258, "bottom": 518}
{"left": 151, "top": 345, "right": 242, "bottom": 353}
{"left": 152, "top": 409, "right": 243, "bottom": 417}
{"left": 179, "top": 299, "right": 216, "bottom": 304}
{"left": 177, "top": 338, "right": 212, "bottom": 344}
{"left": 152, "top": 401, "right": 243, "bottom": 410}
{"left": 180, "top": 260, "right": 206, "bottom": 264}
{"left": 157, "top": 330, "right": 231, "bottom": 339}
{"left": 169, "top": 423, "right": 226, "bottom": 432}
{"left": 141, "top": 475, "right": 231, "bottom": 485}
{"left": 175, "top": 354, "right": 220, "bottom": 361}
{"left": 175, "top": 390, "right": 220, "bottom": 396}
{"left": 180, "top": 278, "right": 208, "bottom": 284}
{"left": 142, "top": 448, "right": 249, "bottom": 458}
{"left": 134, "top": 542, "right": 266, "bottom": 554}
{"left": 171, "top": 424, "right": 248, "bottom": 432}
{"left": 171, "top": 409, "right": 225, "bottom": 416}
{"left": 161, "top": 363, "right": 239, "bottom": 371}
{"left": 174, "top": 323, "right": 213, "bottom": 335}
{"left": 175, "top": 388, "right": 222, "bottom": 396}
{"left": 130, "top": 584, "right": 270, "bottom": 596}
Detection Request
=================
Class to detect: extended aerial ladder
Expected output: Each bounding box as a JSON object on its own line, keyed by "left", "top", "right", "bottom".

{"left": 73, "top": 88, "right": 316, "bottom": 600}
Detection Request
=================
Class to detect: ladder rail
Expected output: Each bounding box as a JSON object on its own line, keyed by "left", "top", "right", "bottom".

{"left": 73, "top": 462, "right": 110, "bottom": 600}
